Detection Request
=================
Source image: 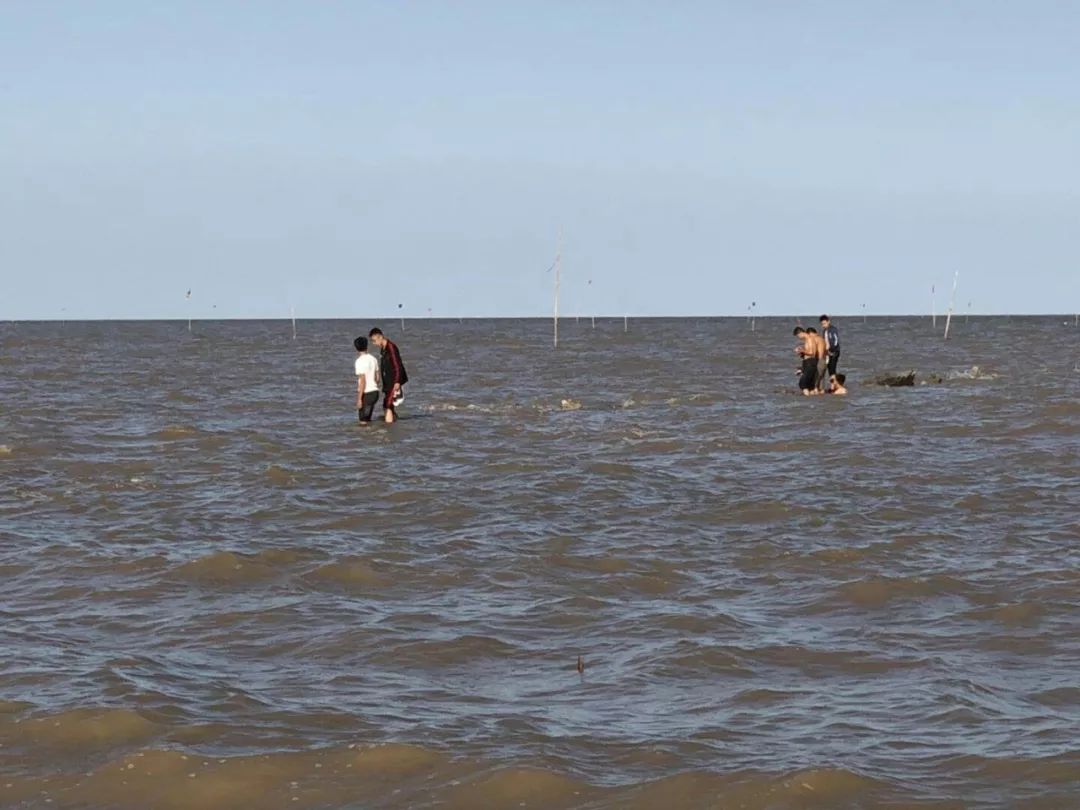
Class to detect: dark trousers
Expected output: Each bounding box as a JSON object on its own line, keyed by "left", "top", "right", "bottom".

{"left": 358, "top": 391, "right": 380, "bottom": 422}
{"left": 827, "top": 350, "right": 840, "bottom": 377}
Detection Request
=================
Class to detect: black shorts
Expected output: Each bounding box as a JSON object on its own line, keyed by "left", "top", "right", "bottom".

{"left": 358, "top": 391, "right": 379, "bottom": 422}
{"left": 827, "top": 350, "right": 840, "bottom": 377}
{"left": 799, "top": 358, "right": 818, "bottom": 391}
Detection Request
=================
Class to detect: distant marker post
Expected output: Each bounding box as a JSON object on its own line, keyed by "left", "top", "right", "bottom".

{"left": 549, "top": 232, "right": 562, "bottom": 348}
{"left": 943, "top": 271, "right": 959, "bottom": 341}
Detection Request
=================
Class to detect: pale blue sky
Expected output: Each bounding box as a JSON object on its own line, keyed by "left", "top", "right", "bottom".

{"left": 2, "top": 1, "right": 1077, "bottom": 319}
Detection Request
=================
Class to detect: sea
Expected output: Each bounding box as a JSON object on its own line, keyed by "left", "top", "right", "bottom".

{"left": 1, "top": 316, "right": 1078, "bottom": 809}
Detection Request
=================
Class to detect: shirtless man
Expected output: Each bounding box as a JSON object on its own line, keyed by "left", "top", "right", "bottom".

{"left": 806, "top": 327, "right": 829, "bottom": 393}
{"left": 829, "top": 373, "right": 848, "bottom": 395}
{"left": 793, "top": 327, "right": 822, "bottom": 395}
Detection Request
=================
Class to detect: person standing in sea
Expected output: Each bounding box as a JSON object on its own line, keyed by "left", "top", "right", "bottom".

{"left": 369, "top": 327, "right": 409, "bottom": 424}
{"left": 793, "top": 327, "right": 820, "bottom": 395}
{"left": 820, "top": 314, "right": 841, "bottom": 391}
{"left": 353, "top": 336, "right": 381, "bottom": 423}
{"left": 805, "top": 327, "right": 829, "bottom": 394}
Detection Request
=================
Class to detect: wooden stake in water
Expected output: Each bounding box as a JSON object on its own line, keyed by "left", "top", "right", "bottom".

{"left": 552, "top": 234, "right": 562, "bottom": 348}
{"left": 624, "top": 314, "right": 628, "bottom": 333}
{"left": 291, "top": 306, "right": 296, "bottom": 340}
{"left": 943, "top": 271, "right": 959, "bottom": 341}
{"left": 186, "top": 289, "right": 192, "bottom": 332}
{"left": 588, "top": 279, "right": 595, "bottom": 329}
{"left": 931, "top": 285, "right": 936, "bottom": 329}
{"left": 862, "top": 303, "right": 867, "bottom": 324}
{"left": 748, "top": 301, "right": 757, "bottom": 332}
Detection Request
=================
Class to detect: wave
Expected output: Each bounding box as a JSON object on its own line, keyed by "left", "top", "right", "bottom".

{"left": 0, "top": 707, "right": 161, "bottom": 754}
{"left": 1, "top": 699, "right": 1076, "bottom": 808}
{"left": 1029, "top": 686, "right": 1080, "bottom": 707}
{"left": 171, "top": 550, "right": 282, "bottom": 585}
{"left": 947, "top": 365, "right": 1000, "bottom": 381}
{"left": 151, "top": 426, "right": 200, "bottom": 440}
{"left": 0, "top": 740, "right": 900, "bottom": 810}
{"left": 965, "top": 601, "right": 1045, "bottom": 626}
{"left": 834, "top": 574, "right": 976, "bottom": 609}
{"left": 371, "top": 634, "right": 523, "bottom": 667}
{"left": 305, "top": 557, "right": 389, "bottom": 590}
{"left": 264, "top": 464, "right": 296, "bottom": 485}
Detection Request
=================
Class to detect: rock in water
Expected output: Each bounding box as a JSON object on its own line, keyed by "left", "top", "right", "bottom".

{"left": 871, "top": 371, "right": 916, "bottom": 387}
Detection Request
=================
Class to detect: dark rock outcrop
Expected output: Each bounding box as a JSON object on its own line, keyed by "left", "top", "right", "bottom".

{"left": 871, "top": 371, "right": 916, "bottom": 387}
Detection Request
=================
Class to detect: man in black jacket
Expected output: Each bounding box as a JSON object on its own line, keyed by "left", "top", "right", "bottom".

{"left": 369, "top": 328, "right": 408, "bottom": 424}
{"left": 820, "top": 315, "right": 841, "bottom": 391}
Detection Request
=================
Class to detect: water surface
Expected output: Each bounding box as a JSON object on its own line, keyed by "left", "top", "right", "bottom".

{"left": 1, "top": 317, "right": 1078, "bottom": 809}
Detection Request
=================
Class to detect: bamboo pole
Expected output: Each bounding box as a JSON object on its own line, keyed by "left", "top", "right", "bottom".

{"left": 553, "top": 234, "right": 561, "bottom": 348}
{"left": 943, "top": 271, "right": 959, "bottom": 341}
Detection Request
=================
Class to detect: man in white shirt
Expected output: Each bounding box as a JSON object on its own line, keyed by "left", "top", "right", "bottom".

{"left": 354, "top": 337, "right": 381, "bottom": 423}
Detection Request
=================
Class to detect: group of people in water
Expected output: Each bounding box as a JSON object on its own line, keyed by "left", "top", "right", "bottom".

{"left": 353, "top": 327, "right": 408, "bottom": 423}
{"left": 794, "top": 314, "right": 847, "bottom": 395}
{"left": 352, "top": 317, "right": 844, "bottom": 424}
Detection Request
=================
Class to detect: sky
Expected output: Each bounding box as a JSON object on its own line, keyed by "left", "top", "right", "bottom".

{"left": 2, "top": 1, "right": 1077, "bottom": 319}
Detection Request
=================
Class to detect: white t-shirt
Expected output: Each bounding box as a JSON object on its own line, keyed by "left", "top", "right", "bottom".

{"left": 354, "top": 353, "right": 379, "bottom": 393}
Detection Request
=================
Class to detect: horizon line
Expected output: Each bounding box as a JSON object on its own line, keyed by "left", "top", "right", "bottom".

{"left": 5, "top": 312, "right": 1078, "bottom": 324}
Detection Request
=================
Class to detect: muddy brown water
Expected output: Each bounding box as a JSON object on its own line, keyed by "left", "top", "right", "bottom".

{"left": 1, "top": 317, "right": 1078, "bottom": 809}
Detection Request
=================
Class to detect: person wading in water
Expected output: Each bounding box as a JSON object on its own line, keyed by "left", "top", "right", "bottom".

{"left": 368, "top": 327, "right": 408, "bottom": 424}
{"left": 820, "top": 314, "right": 841, "bottom": 392}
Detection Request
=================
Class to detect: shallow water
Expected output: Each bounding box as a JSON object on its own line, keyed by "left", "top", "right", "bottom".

{"left": 1, "top": 316, "right": 1078, "bottom": 809}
